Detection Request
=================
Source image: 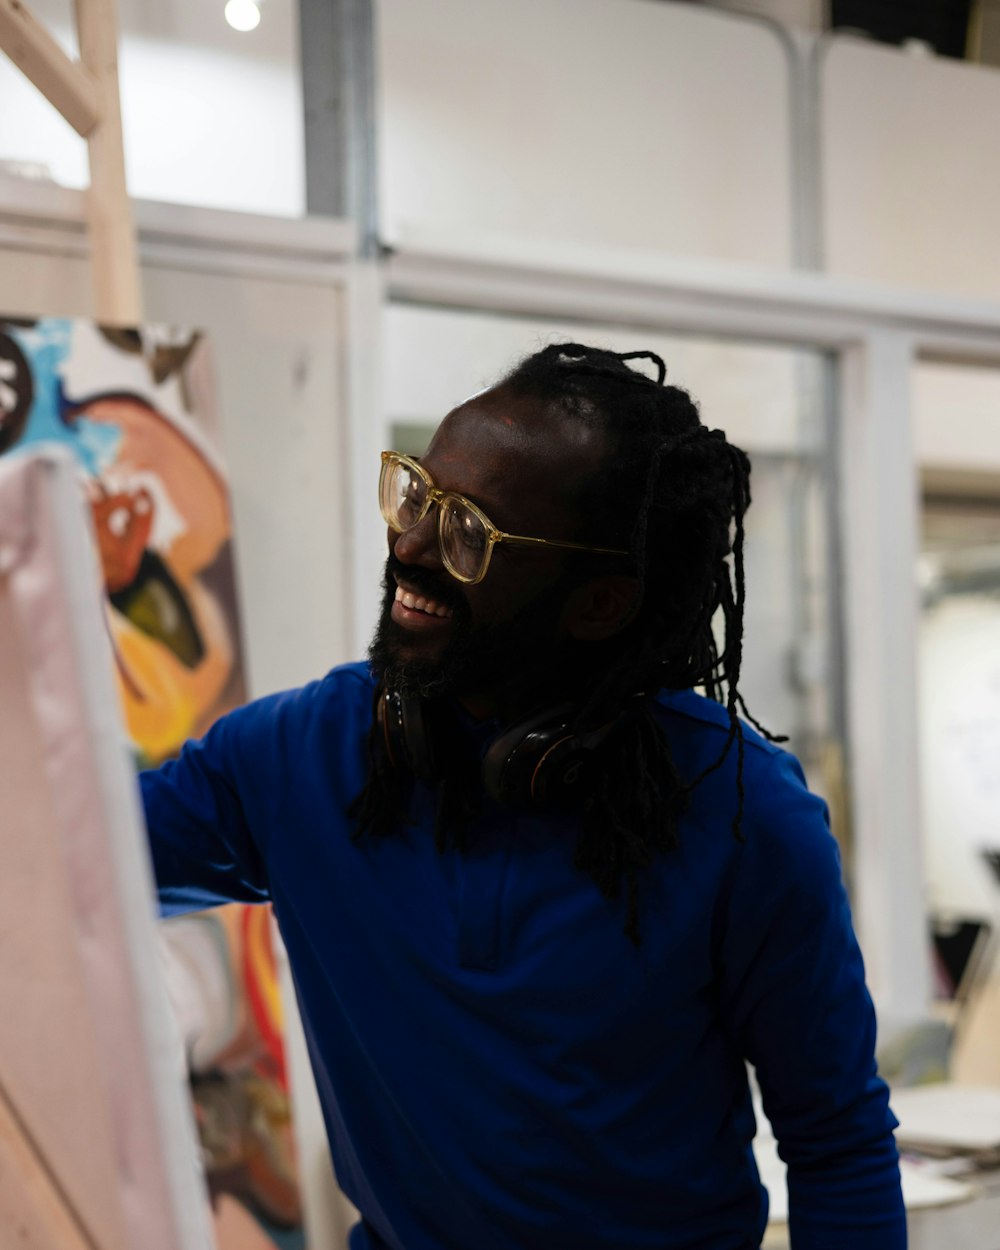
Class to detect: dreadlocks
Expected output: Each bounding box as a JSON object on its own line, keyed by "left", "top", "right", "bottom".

{"left": 352, "top": 342, "right": 782, "bottom": 944}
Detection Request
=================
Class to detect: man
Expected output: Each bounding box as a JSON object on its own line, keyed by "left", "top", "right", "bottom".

{"left": 142, "top": 343, "right": 906, "bottom": 1249}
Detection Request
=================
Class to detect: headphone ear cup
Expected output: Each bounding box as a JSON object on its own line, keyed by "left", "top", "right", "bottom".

{"left": 378, "top": 688, "right": 438, "bottom": 781}
{"left": 529, "top": 737, "right": 592, "bottom": 808}
{"left": 482, "top": 705, "right": 584, "bottom": 808}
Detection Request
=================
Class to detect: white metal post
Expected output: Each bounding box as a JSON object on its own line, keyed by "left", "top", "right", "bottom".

{"left": 839, "top": 331, "right": 930, "bottom": 1031}
{"left": 343, "top": 260, "right": 388, "bottom": 657}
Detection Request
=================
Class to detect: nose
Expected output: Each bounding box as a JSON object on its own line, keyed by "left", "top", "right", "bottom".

{"left": 389, "top": 509, "right": 442, "bottom": 570}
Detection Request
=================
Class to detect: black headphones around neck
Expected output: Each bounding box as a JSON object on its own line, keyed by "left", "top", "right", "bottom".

{"left": 376, "top": 687, "right": 630, "bottom": 810}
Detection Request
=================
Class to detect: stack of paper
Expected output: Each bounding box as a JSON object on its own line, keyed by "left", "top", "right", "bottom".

{"left": 891, "top": 1083, "right": 1000, "bottom": 1162}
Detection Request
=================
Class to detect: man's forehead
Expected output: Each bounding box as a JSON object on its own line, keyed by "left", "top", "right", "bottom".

{"left": 420, "top": 397, "right": 605, "bottom": 540}
{"left": 429, "top": 387, "right": 605, "bottom": 478}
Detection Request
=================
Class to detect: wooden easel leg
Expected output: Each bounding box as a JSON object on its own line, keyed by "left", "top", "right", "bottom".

{"left": 0, "top": 0, "right": 98, "bottom": 136}
{"left": 0, "top": 1077, "right": 100, "bottom": 1250}
{"left": 75, "top": 0, "right": 143, "bottom": 326}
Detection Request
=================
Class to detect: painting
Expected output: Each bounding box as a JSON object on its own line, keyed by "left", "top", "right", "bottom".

{"left": 0, "top": 317, "right": 307, "bottom": 1250}
{"left": 0, "top": 316, "right": 244, "bottom": 764}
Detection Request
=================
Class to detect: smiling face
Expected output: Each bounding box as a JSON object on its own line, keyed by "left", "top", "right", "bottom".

{"left": 369, "top": 385, "right": 615, "bottom": 713}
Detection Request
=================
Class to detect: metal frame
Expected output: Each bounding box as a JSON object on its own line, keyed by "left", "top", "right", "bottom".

{"left": 299, "top": 0, "right": 379, "bottom": 256}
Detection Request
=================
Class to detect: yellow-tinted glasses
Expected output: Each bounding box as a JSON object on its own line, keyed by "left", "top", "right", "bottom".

{"left": 379, "top": 451, "right": 630, "bottom": 585}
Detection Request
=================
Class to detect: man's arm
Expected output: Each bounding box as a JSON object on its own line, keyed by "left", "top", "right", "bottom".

{"left": 139, "top": 689, "right": 303, "bottom": 914}
{"left": 719, "top": 750, "right": 906, "bottom": 1250}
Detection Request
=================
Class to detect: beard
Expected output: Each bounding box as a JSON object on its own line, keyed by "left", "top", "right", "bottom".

{"left": 367, "top": 554, "right": 593, "bottom": 712}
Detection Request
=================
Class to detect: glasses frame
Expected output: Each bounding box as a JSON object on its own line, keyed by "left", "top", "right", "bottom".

{"left": 380, "top": 450, "right": 630, "bottom": 585}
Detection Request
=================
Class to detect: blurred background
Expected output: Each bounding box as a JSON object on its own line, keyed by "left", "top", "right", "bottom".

{"left": 3, "top": 1, "right": 1000, "bottom": 1246}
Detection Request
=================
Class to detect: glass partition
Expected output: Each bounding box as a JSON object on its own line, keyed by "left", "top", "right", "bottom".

{"left": 916, "top": 358, "right": 1000, "bottom": 1080}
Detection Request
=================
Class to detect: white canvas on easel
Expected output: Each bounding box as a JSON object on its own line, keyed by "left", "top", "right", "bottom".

{"left": 0, "top": 444, "right": 215, "bottom": 1250}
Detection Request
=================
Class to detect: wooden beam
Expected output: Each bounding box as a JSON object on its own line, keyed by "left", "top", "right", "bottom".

{"left": 74, "top": 0, "right": 142, "bottom": 325}
{"left": 0, "top": 0, "right": 142, "bottom": 322}
{"left": 0, "top": 0, "right": 100, "bottom": 137}
{"left": 0, "top": 1078, "right": 101, "bottom": 1250}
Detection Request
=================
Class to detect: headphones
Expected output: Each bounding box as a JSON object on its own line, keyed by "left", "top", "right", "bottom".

{"left": 377, "top": 687, "right": 631, "bottom": 810}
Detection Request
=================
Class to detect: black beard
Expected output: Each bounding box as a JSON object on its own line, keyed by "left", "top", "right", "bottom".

{"left": 367, "top": 555, "right": 591, "bottom": 712}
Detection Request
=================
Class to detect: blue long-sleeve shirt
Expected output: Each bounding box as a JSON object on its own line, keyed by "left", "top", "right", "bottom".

{"left": 140, "top": 662, "right": 905, "bottom": 1250}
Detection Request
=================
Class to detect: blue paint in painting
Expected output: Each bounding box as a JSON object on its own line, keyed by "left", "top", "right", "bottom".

{"left": 8, "top": 319, "right": 122, "bottom": 475}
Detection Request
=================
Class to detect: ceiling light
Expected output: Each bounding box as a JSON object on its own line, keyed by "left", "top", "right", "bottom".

{"left": 225, "top": 0, "right": 261, "bottom": 32}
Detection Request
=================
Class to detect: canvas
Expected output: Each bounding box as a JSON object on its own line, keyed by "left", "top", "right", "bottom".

{"left": 1, "top": 317, "right": 308, "bottom": 1250}
{"left": 0, "top": 446, "right": 215, "bottom": 1250}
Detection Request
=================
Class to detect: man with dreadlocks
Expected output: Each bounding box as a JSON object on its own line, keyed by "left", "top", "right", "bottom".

{"left": 141, "top": 343, "right": 905, "bottom": 1250}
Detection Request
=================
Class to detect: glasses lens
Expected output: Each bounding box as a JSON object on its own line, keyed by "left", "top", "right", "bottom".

{"left": 381, "top": 456, "right": 426, "bottom": 530}
{"left": 439, "top": 497, "right": 489, "bottom": 582}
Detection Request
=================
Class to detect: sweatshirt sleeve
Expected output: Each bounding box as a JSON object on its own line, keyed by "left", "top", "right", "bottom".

{"left": 138, "top": 687, "right": 307, "bottom": 915}
{"left": 718, "top": 750, "right": 906, "bottom": 1250}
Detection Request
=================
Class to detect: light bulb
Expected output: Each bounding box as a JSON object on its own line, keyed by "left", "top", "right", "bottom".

{"left": 225, "top": 0, "right": 261, "bottom": 32}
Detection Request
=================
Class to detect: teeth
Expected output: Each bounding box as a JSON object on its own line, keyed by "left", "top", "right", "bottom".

{"left": 395, "top": 586, "right": 453, "bottom": 618}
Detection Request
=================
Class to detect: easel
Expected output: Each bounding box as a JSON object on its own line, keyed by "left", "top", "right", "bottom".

{"left": 0, "top": 443, "right": 217, "bottom": 1250}
{"left": 0, "top": 11, "right": 175, "bottom": 1248}
{"left": 0, "top": 0, "right": 142, "bottom": 324}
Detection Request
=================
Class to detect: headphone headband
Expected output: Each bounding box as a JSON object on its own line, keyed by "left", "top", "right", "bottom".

{"left": 376, "top": 687, "right": 636, "bottom": 810}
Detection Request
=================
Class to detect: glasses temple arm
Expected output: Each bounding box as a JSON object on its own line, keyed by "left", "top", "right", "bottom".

{"left": 493, "top": 532, "right": 629, "bottom": 557}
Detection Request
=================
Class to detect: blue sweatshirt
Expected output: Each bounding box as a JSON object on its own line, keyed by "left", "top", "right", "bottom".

{"left": 140, "top": 662, "right": 905, "bottom": 1250}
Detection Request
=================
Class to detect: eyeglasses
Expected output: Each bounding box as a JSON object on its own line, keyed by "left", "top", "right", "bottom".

{"left": 379, "top": 450, "right": 629, "bottom": 585}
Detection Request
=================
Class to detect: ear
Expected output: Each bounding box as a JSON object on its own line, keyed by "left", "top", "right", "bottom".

{"left": 562, "top": 575, "right": 640, "bottom": 642}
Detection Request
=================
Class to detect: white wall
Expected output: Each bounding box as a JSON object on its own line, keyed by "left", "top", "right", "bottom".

{"left": 143, "top": 262, "right": 350, "bottom": 694}
{"left": 376, "top": 4, "right": 1000, "bottom": 475}
{"left": 376, "top": 0, "right": 793, "bottom": 265}
{"left": 915, "top": 362, "right": 1000, "bottom": 472}
{"left": 0, "top": 3, "right": 305, "bottom": 217}
{"left": 823, "top": 36, "right": 1000, "bottom": 301}
{"left": 377, "top": 5, "right": 1000, "bottom": 307}
{"left": 383, "top": 304, "right": 818, "bottom": 453}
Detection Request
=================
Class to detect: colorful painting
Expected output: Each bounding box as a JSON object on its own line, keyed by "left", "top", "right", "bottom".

{"left": 0, "top": 316, "right": 244, "bottom": 764}
{"left": 0, "top": 316, "right": 306, "bottom": 1250}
